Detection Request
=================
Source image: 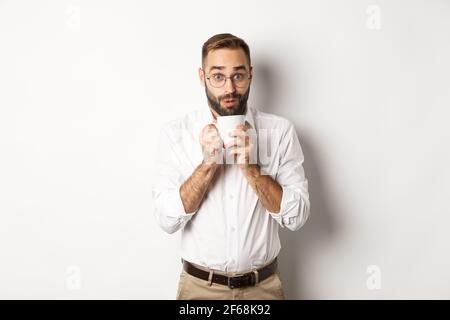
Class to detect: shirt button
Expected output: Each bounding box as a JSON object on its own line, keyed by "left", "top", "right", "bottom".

{"left": 229, "top": 194, "right": 234, "bottom": 199}
{"left": 230, "top": 227, "right": 236, "bottom": 232}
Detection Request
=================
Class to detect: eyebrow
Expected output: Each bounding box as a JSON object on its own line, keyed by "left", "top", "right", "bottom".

{"left": 209, "top": 65, "right": 247, "bottom": 72}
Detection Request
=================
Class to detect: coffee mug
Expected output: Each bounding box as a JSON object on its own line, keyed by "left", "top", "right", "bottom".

{"left": 215, "top": 115, "right": 245, "bottom": 146}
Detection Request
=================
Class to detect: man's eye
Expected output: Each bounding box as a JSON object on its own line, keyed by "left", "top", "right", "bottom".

{"left": 233, "top": 73, "right": 244, "bottom": 80}
{"left": 212, "top": 74, "right": 224, "bottom": 81}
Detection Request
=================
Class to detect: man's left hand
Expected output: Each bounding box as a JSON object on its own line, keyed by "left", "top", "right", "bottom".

{"left": 225, "top": 121, "right": 257, "bottom": 170}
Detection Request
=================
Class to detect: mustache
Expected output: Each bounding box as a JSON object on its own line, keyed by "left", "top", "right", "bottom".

{"left": 219, "top": 93, "right": 241, "bottom": 101}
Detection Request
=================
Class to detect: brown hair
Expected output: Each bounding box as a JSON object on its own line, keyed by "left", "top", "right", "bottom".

{"left": 202, "top": 33, "right": 251, "bottom": 68}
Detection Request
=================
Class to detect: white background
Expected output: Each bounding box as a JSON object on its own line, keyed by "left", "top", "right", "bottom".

{"left": 1, "top": 0, "right": 449, "bottom": 299}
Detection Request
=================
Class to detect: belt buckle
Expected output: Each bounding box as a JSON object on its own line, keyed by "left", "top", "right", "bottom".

{"left": 227, "top": 272, "right": 256, "bottom": 289}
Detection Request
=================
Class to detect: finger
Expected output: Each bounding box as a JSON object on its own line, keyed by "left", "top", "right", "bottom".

{"left": 228, "top": 144, "right": 244, "bottom": 153}
{"left": 224, "top": 142, "right": 234, "bottom": 151}
{"left": 228, "top": 128, "right": 247, "bottom": 138}
{"left": 224, "top": 137, "right": 240, "bottom": 149}
{"left": 213, "top": 140, "right": 224, "bottom": 149}
{"left": 205, "top": 128, "right": 221, "bottom": 139}
{"left": 206, "top": 128, "right": 218, "bottom": 137}
{"left": 228, "top": 148, "right": 237, "bottom": 156}
{"left": 201, "top": 125, "right": 215, "bottom": 138}
{"left": 229, "top": 135, "right": 247, "bottom": 148}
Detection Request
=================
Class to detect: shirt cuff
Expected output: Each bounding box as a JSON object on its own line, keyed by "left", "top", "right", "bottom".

{"left": 267, "top": 186, "right": 301, "bottom": 228}
{"left": 159, "top": 187, "right": 197, "bottom": 220}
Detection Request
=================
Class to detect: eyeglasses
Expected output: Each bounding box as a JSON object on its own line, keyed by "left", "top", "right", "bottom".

{"left": 206, "top": 72, "right": 252, "bottom": 88}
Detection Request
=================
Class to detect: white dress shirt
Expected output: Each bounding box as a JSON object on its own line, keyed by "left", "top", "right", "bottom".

{"left": 152, "top": 106, "right": 310, "bottom": 273}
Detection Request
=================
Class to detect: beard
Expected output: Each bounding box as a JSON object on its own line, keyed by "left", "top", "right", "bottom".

{"left": 205, "top": 85, "right": 250, "bottom": 116}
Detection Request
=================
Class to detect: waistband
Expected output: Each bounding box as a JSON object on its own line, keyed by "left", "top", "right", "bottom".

{"left": 182, "top": 258, "right": 278, "bottom": 289}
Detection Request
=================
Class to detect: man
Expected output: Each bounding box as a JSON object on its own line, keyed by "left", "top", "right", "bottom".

{"left": 152, "top": 33, "right": 310, "bottom": 300}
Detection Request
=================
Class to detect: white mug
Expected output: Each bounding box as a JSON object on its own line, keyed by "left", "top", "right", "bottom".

{"left": 215, "top": 115, "right": 245, "bottom": 146}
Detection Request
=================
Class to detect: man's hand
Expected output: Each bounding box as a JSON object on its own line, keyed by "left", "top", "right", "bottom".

{"left": 225, "top": 121, "right": 257, "bottom": 169}
{"left": 199, "top": 122, "right": 224, "bottom": 165}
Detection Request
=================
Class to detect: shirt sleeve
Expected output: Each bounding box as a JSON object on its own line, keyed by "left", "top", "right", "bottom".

{"left": 151, "top": 126, "right": 197, "bottom": 234}
{"left": 267, "top": 121, "right": 310, "bottom": 231}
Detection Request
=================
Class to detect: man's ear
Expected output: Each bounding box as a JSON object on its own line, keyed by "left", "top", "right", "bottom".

{"left": 199, "top": 67, "right": 205, "bottom": 87}
{"left": 249, "top": 66, "right": 253, "bottom": 80}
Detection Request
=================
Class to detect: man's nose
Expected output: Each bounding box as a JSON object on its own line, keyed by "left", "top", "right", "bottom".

{"left": 223, "top": 77, "right": 236, "bottom": 94}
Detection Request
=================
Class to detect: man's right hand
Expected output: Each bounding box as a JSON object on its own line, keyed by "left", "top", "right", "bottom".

{"left": 199, "top": 122, "right": 224, "bottom": 165}
{"left": 179, "top": 122, "right": 223, "bottom": 214}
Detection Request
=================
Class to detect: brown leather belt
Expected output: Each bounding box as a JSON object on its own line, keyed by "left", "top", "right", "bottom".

{"left": 182, "top": 258, "right": 278, "bottom": 289}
